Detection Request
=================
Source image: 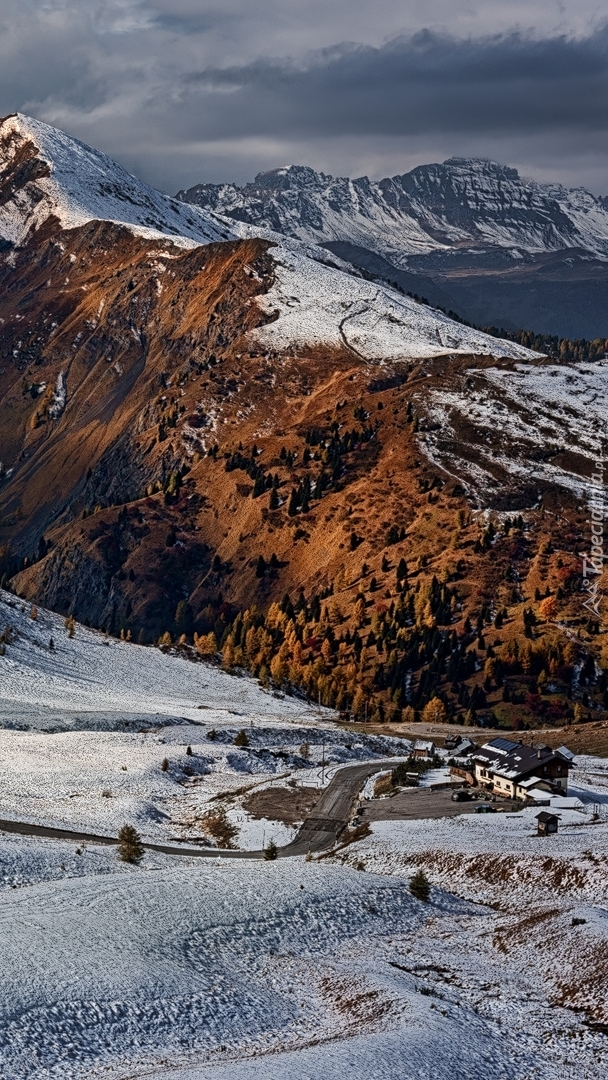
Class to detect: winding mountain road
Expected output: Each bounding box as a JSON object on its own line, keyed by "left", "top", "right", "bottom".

{"left": 0, "top": 759, "right": 395, "bottom": 861}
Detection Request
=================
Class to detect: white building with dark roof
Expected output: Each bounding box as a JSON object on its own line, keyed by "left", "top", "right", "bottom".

{"left": 471, "top": 738, "right": 573, "bottom": 799}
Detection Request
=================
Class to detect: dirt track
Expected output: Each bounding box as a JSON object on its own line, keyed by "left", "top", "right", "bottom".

{"left": 350, "top": 720, "right": 608, "bottom": 758}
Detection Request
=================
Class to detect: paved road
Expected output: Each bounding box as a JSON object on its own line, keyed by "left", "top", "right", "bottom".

{"left": 0, "top": 759, "right": 397, "bottom": 861}
{"left": 279, "top": 759, "right": 397, "bottom": 857}
{"left": 360, "top": 786, "right": 525, "bottom": 822}
{"left": 361, "top": 787, "right": 480, "bottom": 822}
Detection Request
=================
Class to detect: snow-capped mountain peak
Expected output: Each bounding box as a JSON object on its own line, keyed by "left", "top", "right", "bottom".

{"left": 0, "top": 113, "right": 234, "bottom": 248}
{"left": 177, "top": 157, "right": 608, "bottom": 263}
{"left": 0, "top": 113, "right": 536, "bottom": 363}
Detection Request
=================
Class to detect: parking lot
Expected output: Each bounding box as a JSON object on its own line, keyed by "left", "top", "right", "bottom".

{"left": 359, "top": 786, "right": 516, "bottom": 822}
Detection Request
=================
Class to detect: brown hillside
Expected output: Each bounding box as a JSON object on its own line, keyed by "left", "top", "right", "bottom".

{"left": 0, "top": 222, "right": 605, "bottom": 731}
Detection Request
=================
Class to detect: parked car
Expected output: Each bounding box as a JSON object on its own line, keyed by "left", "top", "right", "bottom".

{"left": 451, "top": 789, "right": 473, "bottom": 802}
{"left": 474, "top": 804, "right": 496, "bottom": 814}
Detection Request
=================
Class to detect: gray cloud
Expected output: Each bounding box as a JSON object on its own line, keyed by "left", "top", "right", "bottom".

{"left": 179, "top": 29, "right": 608, "bottom": 141}
{"left": 0, "top": 2, "right": 607, "bottom": 193}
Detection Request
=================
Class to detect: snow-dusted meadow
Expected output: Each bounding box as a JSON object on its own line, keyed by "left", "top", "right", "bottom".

{"left": 1, "top": 592, "right": 608, "bottom": 1077}
{"left": 1, "top": 839, "right": 608, "bottom": 1080}
{"left": 250, "top": 242, "right": 536, "bottom": 363}
{"left": 2, "top": 113, "right": 608, "bottom": 1079}
{"left": 422, "top": 359, "right": 608, "bottom": 499}
{"left": 0, "top": 591, "right": 406, "bottom": 842}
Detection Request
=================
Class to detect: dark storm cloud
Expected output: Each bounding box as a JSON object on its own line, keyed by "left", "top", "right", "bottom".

{"left": 181, "top": 27, "right": 608, "bottom": 141}
{"left": 0, "top": 2, "right": 607, "bottom": 191}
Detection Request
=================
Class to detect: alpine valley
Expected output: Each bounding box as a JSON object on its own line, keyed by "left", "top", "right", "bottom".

{"left": 1, "top": 112, "right": 608, "bottom": 734}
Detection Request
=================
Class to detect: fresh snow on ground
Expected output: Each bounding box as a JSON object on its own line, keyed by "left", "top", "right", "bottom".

{"left": 250, "top": 243, "right": 536, "bottom": 362}
{"left": 0, "top": 589, "right": 323, "bottom": 729}
{"left": 1, "top": 858, "right": 607, "bottom": 1080}
{"left": 1, "top": 859, "right": 607, "bottom": 1080}
{"left": 0, "top": 114, "right": 538, "bottom": 365}
{"left": 0, "top": 111, "right": 606, "bottom": 1072}
{"left": 0, "top": 831, "right": 194, "bottom": 892}
{"left": 1, "top": 589, "right": 608, "bottom": 1077}
{"left": 423, "top": 359, "right": 608, "bottom": 498}
{"left": 225, "top": 808, "right": 296, "bottom": 851}
{"left": 332, "top": 781, "right": 608, "bottom": 1068}
{"left": 0, "top": 591, "right": 404, "bottom": 841}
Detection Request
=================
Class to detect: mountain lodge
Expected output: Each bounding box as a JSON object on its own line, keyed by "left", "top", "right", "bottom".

{"left": 469, "top": 738, "right": 574, "bottom": 798}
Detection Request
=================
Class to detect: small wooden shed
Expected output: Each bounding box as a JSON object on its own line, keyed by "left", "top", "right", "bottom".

{"left": 536, "top": 811, "right": 559, "bottom": 836}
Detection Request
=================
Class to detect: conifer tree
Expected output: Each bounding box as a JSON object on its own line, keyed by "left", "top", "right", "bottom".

{"left": 263, "top": 838, "right": 278, "bottom": 861}
{"left": 409, "top": 869, "right": 430, "bottom": 902}
{"left": 117, "top": 824, "right": 144, "bottom": 864}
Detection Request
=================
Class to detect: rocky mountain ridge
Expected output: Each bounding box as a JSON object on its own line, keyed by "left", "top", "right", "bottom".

{"left": 0, "top": 112, "right": 234, "bottom": 249}
{"left": 178, "top": 160, "right": 608, "bottom": 338}
{"left": 177, "top": 158, "right": 608, "bottom": 260}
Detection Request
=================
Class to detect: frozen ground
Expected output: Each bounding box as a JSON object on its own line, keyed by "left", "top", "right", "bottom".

{"left": 344, "top": 806, "right": 608, "bottom": 904}
{"left": 0, "top": 589, "right": 323, "bottom": 731}
{"left": 333, "top": 780, "right": 608, "bottom": 1054}
{"left": 1, "top": 856, "right": 608, "bottom": 1080}
{"left": 2, "top": 591, "right": 608, "bottom": 1078}
{"left": 251, "top": 242, "right": 536, "bottom": 362}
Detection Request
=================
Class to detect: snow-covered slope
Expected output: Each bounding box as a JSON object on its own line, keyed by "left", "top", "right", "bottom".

{"left": 178, "top": 159, "right": 608, "bottom": 263}
{"left": 0, "top": 588, "right": 318, "bottom": 729}
{"left": 247, "top": 241, "right": 536, "bottom": 361}
{"left": 2, "top": 857, "right": 608, "bottom": 1080}
{"left": 0, "top": 590, "right": 405, "bottom": 840}
{"left": 0, "top": 113, "right": 234, "bottom": 248}
{"left": 419, "top": 358, "right": 608, "bottom": 502}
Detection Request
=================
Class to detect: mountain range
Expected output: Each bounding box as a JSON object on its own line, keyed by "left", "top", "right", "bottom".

{"left": 177, "top": 160, "right": 608, "bottom": 339}
{"left": 0, "top": 112, "right": 605, "bottom": 730}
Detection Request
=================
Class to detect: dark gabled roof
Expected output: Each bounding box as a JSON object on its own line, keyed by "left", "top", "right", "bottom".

{"left": 536, "top": 811, "right": 559, "bottom": 824}
{"left": 453, "top": 737, "right": 476, "bottom": 752}
{"left": 472, "top": 740, "right": 574, "bottom": 783}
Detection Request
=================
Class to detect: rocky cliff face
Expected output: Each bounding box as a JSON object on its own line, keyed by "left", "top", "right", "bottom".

{"left": 178, "top": 160, "right": 608, "bottom": 338}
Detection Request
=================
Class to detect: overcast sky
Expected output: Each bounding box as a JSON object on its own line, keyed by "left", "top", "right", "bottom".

{"left": 1, "top": 1, "right": 607, "bottom": 194}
